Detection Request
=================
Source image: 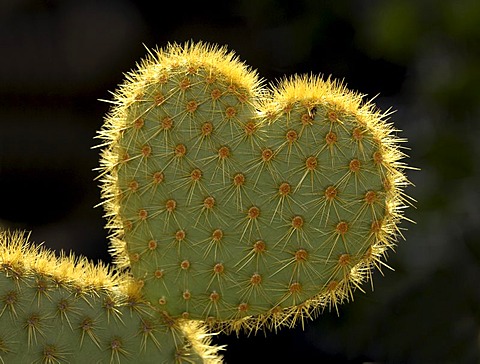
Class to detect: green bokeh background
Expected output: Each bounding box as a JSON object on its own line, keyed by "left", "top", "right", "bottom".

{"left": 1, "top": 0, "right": 479, "bottom": 362}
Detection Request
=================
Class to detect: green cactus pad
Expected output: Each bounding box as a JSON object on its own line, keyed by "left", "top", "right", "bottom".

{"left": 0, "top": 230, "right": 222, "bottom": 363}
{"left": 99, "top": 42, "right": 411, "bottom": 333}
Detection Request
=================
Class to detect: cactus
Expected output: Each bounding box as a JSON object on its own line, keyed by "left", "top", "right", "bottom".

{"left": 98, "top": 41, "right": 411, "bottom": 334}
{"left": 0, "top": 230, "right": 222, "bottom": 363}
{"left": 0, "top": 41, "right": 411, "bottom": 362}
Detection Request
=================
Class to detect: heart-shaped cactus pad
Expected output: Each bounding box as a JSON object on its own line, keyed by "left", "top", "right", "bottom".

{"left": 98, "top": 41, "right": 410, "bottom": 333}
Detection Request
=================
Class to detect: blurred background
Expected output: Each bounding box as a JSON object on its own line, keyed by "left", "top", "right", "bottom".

{"left": 1, "top": 0, "right": 479, "bottom": 362}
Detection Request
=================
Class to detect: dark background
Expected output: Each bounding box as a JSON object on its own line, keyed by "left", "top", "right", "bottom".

{"left": 1, "top": 0, "right": 479, "bottom": 363}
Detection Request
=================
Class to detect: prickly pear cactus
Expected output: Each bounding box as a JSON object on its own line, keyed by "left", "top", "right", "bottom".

{"left": 99, "top": 41, "right": 410, "bottom": 333}
{"left": 0, "top": 230, "right": 222, "bottom": 363}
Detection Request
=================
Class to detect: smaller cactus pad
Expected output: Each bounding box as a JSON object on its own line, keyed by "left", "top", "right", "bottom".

{"left": 0, "top": 230, "right": 222, "bottom": 363}
{"left": 98, "top": 42, "right": 411, "bottom": 333}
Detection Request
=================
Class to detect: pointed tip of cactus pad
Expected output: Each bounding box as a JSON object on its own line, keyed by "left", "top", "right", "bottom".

{"left": 98, "top": 41, "right": 413, "bottom": 334}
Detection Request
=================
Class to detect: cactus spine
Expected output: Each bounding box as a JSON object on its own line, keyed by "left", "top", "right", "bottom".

{"left": 98, "top": 41, "right": 410, "bottom": 333}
